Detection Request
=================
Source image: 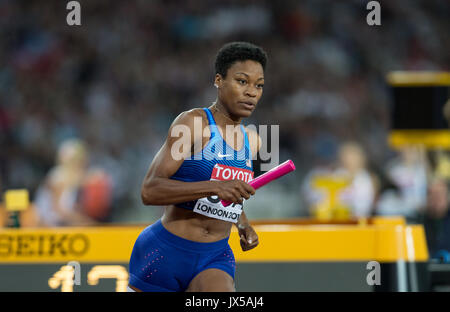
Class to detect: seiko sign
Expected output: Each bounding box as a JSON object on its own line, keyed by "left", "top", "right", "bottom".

{"left": 0, "top": 234, "right": 90, "bottom": 257}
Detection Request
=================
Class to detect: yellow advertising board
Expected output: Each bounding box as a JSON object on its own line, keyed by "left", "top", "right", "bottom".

{"left": 0, "top": 218, "right": 428, "bottom": 263}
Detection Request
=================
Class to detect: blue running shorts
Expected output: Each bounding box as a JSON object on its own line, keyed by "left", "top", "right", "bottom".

{"left": 128, "top": 219, "right": 236, "bottom": 292}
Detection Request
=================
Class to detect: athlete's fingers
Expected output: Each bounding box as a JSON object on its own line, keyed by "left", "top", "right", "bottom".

{"left": 241, "top": 182, "right": 255, "bottom": 196}
{"left": 236, "top": 182, "right": 252, "bottom": 199}
{"left": 248, "top": 185, "right": 256, "bottom": 196}
{"left": 240, "top": 235, "right": 250, "bottom": 250}
{"left": 240, "top": 180, "right": 255, "bottom": 194}
{"left": 246, "top": 228, "right": 257, "bottom": 244}
{"left": 244, "top": 239, "right": 258, "bottom": 251}
{"left": 231, "top": 190, "right": 243, "bottom": 204}
{"left": 239, "top": 189, "right": 251, "bottom": 200}
{"left": 248, "top": 235, "right": 259, "bottom": 246}
{"left": 241, "top": 227, "right": 259, "bottom": 250}
{"left": 240, "top": 237, "right": 258, "bottom": 251}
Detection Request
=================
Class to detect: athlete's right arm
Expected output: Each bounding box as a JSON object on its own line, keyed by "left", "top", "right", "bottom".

{"left": 141, "top": 110, "right": 255, "bottom": 206}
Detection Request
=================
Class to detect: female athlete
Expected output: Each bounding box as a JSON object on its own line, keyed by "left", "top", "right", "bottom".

{"left": 128, "top": 42, "right": 267, "bottom": 292}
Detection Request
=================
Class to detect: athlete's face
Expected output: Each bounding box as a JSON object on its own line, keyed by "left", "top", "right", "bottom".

{"left": 215, "top": 60, "right": 264, "bottom": 118}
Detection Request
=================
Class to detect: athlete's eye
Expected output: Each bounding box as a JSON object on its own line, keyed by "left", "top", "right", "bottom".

{"left": 256, "top": 84, "right": 264, "bottom": 89}
{"left": 237, "top": 79, "right": 247, "bottom": 85}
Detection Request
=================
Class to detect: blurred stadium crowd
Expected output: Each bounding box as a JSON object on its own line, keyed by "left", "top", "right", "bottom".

{"left": 0, "top": 1, "right": 449, "bottom": 253}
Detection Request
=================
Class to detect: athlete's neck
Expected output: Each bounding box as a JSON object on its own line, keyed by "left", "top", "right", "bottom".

{"left": 210, "top": 102, "right": 241, "bottom": 126}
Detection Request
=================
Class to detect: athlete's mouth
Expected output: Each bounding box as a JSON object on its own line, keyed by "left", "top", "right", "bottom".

{"left": 238, "top": 101, "right": 256, "bottom": 109}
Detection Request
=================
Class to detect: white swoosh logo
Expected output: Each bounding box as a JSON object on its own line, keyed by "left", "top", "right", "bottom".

{"left": 218, "top": 152, "right": 232, "bottom": 158}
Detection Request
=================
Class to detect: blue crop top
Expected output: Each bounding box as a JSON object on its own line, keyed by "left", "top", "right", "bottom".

{"left": 170, "top": 108, "right": 253, "bottom": 210}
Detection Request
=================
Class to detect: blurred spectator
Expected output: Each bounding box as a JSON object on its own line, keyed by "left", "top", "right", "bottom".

{"left": 79, "top": 168, "right": 113, "bottom": 222}
{"left": 34, "top": 138, "right": 112, "bottom": 226}
{"left": 420, "top": 99, "right": 450, "bottom": 258}
{"left": 421, "top": 178, "right": 450, "bottom": 256}
{"left": 444, "top": 99, "right": 450, "bottom": 125}
{"left": 337, "top": 142, "right": 376, "bottom": 217}
{"left": 375, "top": 145, "right": 428, "bottom": 222}
{"left": 301, "top": 141, "right": 375, "bottom": 219}
{"left": 428, "top": 99, "right": 450, "bottom": 183}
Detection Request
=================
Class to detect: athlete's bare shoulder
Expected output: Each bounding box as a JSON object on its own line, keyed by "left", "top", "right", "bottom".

{"left": 166, "top": 108, "right": 210, "bottom": 151}
{"left": 171, "top": 108, "right": 208, "bottom": 127}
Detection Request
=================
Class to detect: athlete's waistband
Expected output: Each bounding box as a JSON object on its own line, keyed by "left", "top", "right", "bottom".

{"left": 149, "top": 219, "right": 229, "bottom": 253}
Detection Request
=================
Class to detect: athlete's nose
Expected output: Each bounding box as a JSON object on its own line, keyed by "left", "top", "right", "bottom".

{"left": 244, "top": 85, "right": 257, "bottom": 98}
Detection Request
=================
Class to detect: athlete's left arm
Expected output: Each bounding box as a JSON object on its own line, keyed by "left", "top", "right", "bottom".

{"left": 236, "top": 128, "right": 262, "bottom": 251}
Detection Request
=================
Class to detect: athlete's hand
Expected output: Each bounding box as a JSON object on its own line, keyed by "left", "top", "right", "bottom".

{"left": 238, "top": 223, "right": 259, "bottom": 252}
{"left": 215, "top": 180, "right": 255, "bottom": 204}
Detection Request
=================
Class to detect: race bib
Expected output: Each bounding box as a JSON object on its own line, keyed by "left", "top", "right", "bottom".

{"left": 192, "top": 164, "right": 253, "bottom": 223}
{"left": 193, "top": 196, "right": 243, "bottom": 223}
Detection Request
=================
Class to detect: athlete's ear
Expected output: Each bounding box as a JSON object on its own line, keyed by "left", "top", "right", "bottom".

{"left": 214, "top": 74, "right": 223, "bottom": 89}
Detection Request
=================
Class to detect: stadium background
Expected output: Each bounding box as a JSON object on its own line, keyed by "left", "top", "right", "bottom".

{"left": 0, "top": 0, "right": 449, "bottom": 292}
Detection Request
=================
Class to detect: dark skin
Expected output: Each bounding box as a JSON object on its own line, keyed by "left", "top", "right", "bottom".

{"left": 130, "top": 60, "right": 265, "bottom": 292}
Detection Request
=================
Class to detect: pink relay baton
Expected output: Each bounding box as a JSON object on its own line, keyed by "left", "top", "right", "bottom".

{"left": 221, "top": 159, "right": 296, "bottom": 207}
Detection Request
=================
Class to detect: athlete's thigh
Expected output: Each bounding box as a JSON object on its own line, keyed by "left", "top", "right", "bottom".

{"left": 186, "top": 268, "right": 235, "bottom": 292}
